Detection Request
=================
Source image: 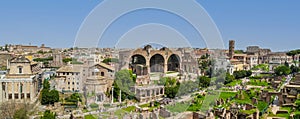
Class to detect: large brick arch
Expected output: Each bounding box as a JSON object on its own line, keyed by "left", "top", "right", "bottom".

{"left": 150, "top": 54, "right": 165, "bottom": 72}
{"left": 127, "top": 46, "right": 183, "bottom": 74}
{"left": 167, "top": 54, "right": 181, "bottom": 72}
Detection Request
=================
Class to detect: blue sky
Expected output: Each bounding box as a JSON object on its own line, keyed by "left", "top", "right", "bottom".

{"left": 0, "top": 0, "right": 299, "bottom": 51}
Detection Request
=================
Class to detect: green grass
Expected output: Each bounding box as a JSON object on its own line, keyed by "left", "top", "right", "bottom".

{"left": 219, "top": 92, "right": 237, "bottom": 99}
{"left": 122, "top": 106, "right": 136, "bottom": 112}
{"left": 248, "top": 79, "right": 269, "bottom": 86}
{"left": 281, "top": 107, "right": 292, "bottom": 113}
{"left": 165, "top": 102, "right": 190, "bottom": 113}
{"left": 114, "top": 109, "right": 127, "bottom": 118}
{"left": 268, "top": 113, "right": 290, "bottom": 119}
{"left": 225, "top": 80, "right": 242, "bottom": 87}
{"left": 240, "top": 109, "right": 256, "bottom": 115}
{"left": 255, "top": 101, "right": 268, "bottom": 112}
{"left": 84, "top": 115, "right": 96, "bottom": 119}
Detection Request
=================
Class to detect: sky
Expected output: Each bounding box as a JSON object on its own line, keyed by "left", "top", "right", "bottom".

{"left": 0, "top": 0, "right": 299, "bottom": 51}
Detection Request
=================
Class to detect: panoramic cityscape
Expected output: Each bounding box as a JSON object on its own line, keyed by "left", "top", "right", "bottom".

{"left": 1, "top": 1, "right": 300, "bottom": 119}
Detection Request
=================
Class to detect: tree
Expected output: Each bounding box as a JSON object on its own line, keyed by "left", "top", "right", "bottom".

{"left": 197, "top": 76, "right": 211, "bottom": 88}
{"left": 65, "top": 93, "right": 82, "bottom": 102}
{"left": 102, "top": 58, "right": 119, "bottom": 64}
{"left": 233, "top": 70, "right": 252, "bottom": 79}
{"left": 111, "top": 69, "right": 136, "bottom": 101}
{"left": 62, "top": 58, "right": 73, "bottom": 63}
{"left": 163, "top": 77, "right": 180, "bottom": 98}
{"left": 4, "top": 44, "right": 8, "bottom": 51}
{"left": 41, "top": 110, "right": 55, "bottom": 119}
{"left": 41, "top": 80, "right": 59, "bottom": 105}
{"left": 225, "top": 73, "right": 235, "bottom": 85}
{"left": 290, "top": 65, "right": 300, "bottom": 74}
{"left": 274, "top": 65, "right": 291, "bottom": 76}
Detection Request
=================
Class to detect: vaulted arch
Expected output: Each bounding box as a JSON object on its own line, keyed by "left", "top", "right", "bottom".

{"left": 150, "top": 54, "right": 165, "bottom": 72}
{"left": 167, "top": 54, "right": 180, "bottom": 72}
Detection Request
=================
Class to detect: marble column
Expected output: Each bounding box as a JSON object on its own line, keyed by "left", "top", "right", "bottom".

{"left": 24, "top": 82, "right": 27, "bottom": 100}
{"left": 5, "top": 82, "right": 8, "bottom": 101}
{"left": 18, "top": 82, "right": 21, "bottom": 100}
{"left": 30, "top": 83, "right": 33, "bottom": 101}
{"left": 0, "top": 82, "right": 2, "bottom": 102}
{"left": 12, "top": 82, "right": 15, "bottom": 100}
{"left": 164, "top": 63, "right": 168, "bottom": 73}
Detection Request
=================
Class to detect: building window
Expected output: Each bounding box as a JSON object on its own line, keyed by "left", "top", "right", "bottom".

{"left": 101, "top": 72, "right": 104, "bottom": 76}
{"left": 18, "top": 66, "right": 23, "bottom": 74}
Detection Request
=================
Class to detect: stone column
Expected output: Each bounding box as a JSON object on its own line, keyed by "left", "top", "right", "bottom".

{"left": 164, "top": 63, "right": 168, "bottom": 73}
{"left": 111, "top": 86, "right": 114, "bottom": 104}
{"left": 146, "top": 59, "right": 150, "bottom": 75}
{"left": 24, "top": 82, "right": 27, "bottom": 100}
{"left": 0, "top": 82, "right": 2, "bottom": 102}
{"left": 5, "top": 82, "right": 8, "bottom": 101}
{"left": 18, "top": 82, "right": 21, "bottom": 100}
{"left": 12, "top": 82, "right": 15, "bottom": 100}
{"left": 30, "top": 83, "right": 33, "bottom": 101}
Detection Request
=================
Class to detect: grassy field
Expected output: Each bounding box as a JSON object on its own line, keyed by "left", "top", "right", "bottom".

{"left": 84, "top": 115, "right": 97, "bottom": 119}
{"left": 165, "top": 102, "right": 190, "bottom": 113}
{"left": 122, "top": 106, "right": 136, "bottom": 112}
{"left": 225, "top": 80, "right": 242, "bottom": 87}
{"left": 219, "top": 92, "right": 237, "bottom": 99}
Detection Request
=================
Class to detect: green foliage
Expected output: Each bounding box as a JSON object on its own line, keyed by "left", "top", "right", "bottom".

{"left": 41, "top": 110, "right": 55, "bottom": 119}
{"left": 187, "top": 94, "right": 205, "bottom": 112}
{"left": 177, "top": 80, "right": 198, "bottom": 96}
{"left": 65, "top": 93, "right": 82, "bottom": 102}
{"left": 233, "top": 70, "right": 252, "bottom": 79}
{"left": 225, "top": 73, "right": 235, "bottom": 85}
{"left": 287, "top": 49, "right": 300, "bottom": 56}
{"left": 274, "top": 65, "right": 291, "bottom": 76}
{"left": 43, "top": 80, "right": 50, "bottom": 90}
{"left": 197, "top": 76, "right": 211, "bottom": 88}
{"left": 102, "top": 58, "right": 119, "bottom": 64}
{"left": 160, "top": 77, "right": 180, "bottom": 98}
{"left": 234, "top": 50, "right": 244, "bottom": 54}
{"left": 256, "top": 101, "right": 268, "bottom": 112}
{"left": 290, "top": 65, "right": 300, "bottom": 74}
{"left": 112, "top": 69, "right": 136, "bottom": 101}
{"left": 247, "top": 79, "right": 269, "bottom": 86}
{"left": 37, "top": 50, "right": 47, "bottom": 54}
{"left": 219, "top": 92, "right": 237, "bottom": 99}
{"left": 62, "top": 58, "right": 72, "bottom": 63}
{"left": 252, "top": 64, "right": 269, "bottom": 71}
{"left": 122, "top": 106, "right": 136, "bottom": 112}
{"left": 295, "top": 99, "right": 300, "bottom": 110}
{"left": 33, "top": 57, "right": 53, "bottom": 62}
{"left": 41, "top": 80, "right": 59, "bottom": 105}
{"left": 84, "top": 115, "right": 97, "bottom": 119}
